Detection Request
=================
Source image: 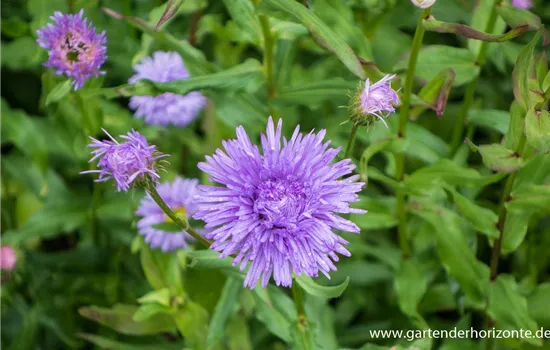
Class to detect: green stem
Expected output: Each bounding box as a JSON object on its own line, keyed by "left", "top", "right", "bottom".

{"left": 292, "top": 283, "right": 310, "bottom": 342}
{"left": 145, "top": 181, "right": 211, "bottom": 248}
{"left": 344, "top": 124, "right": 359, "bottom": 159}
{"left": 394, "top": 6, "right": 431, "bottom": 259}
{"left": 259, "top": 15, "right": 275, "bottom": 99}
{"left": 450, "top": 0, "right": 500, "bottom": 154}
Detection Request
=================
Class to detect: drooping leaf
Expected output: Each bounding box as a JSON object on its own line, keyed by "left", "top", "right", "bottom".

{"left": 257, "top": 0, "right": 365, "bottom": 79}
{"left": 423, "top": 18, "right": 530, "bottom": 43}
{"left": 78, "top": 304, "right": 176, "bottom": 335}
{"left": 295, "top": 276, "right": 349, "bottom": 299}
{"left": 410, "top": 68, "right": 455, "bottom": 118}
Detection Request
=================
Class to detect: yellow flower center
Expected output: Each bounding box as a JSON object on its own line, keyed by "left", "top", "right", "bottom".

{"left": 166, "top": 207, "right": 187, "bottom": 223}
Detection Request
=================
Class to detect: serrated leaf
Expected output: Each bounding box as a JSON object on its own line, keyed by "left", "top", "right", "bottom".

{"left": 488, "top": 275, "right": 540, "bottom": 346}
{"left": 525, "top": 108, "right": 550, "bottom": 153}
{"left": 257, "top": 0, "right": 365, "bottom": 79}
{"left": 295, "top": 276, "right": 349, "bottom": 299}
{"left": 466, "top": 141, "right": 524, "bottom": 173}
{"left": 45, "top": 80, "right": 72, "bottom": 106}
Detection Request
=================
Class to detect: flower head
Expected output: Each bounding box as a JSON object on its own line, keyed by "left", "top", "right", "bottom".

{"left": 411, "top": 0, "right": 436, "bottom": 8}
{"left": 136, "top": 177, "right": 200, "bottom": 251}
{"left": 82, "top": 129, "right": 167, "bottom": 192}
{"left": 194, "top": 117, "right": 365, "bottom": 289}
{"left": 36, "top": 10, "right": 107, "bottom": 90}
{"left": 0, "top": 246, "right": 17, "bottom": 271}
{"left": 350, "top": 74, "right": 399, "bottom": 128}
{"left": 511, "top": 0, "right": 533, "bottom": 9}
{"left": 129, "top": 51, "right": 207, "bottom": 127}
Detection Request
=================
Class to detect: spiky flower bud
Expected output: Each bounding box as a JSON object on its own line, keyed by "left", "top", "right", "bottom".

{"left": 349, "top": 74, "right": 399, "bottom": 128}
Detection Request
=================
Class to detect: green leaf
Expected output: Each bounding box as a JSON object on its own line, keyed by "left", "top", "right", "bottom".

{"left": 501, "top": 210, "right": 530, "bottom": 255}
{"left": 172, "top": 301, "right": 210, "bottom": 348}
{"left": 295, "top": 276, "right": 349, "bottom": 299}
{"left": 150, "top": 59, "right": 264, "bottom": 95}
{"left": 423, "top": 18, "right": 530, "bottom": 43}
{"left": 257, "top": 0, "right": 365, "bottom": 79}
{"left": 410, "top": 68, "right": 455, "bottom": 118}
{"left": 140, "top": 246, "right": 184, "bottom": 295}
{"left": 359, "top": 137, "right": 398, "bottom": 185}
{"left": 78, "top": 333, "right": 182, "bottom": 350}
{"left": 137, "top": 288, "right": 171, "bottom": 307}
{"left": 78, "top": 304, "right": 176, "bottom": 335}
{"left": 351, "top": 212, "right": 398, "bottom": 230}
{"left": 487, "top": 275, "right": 540, "bottom": 346}
{"left": 222, "top": 0, "right": 262, "bottom": 44}
{"left": 496, "top": 6, "right": 546, "bottom": 33}
{"left": 525, "top": 108, "right": 550, "bottom": 154}
{"left": 394, "top": 260, "right": 428, "bottom": 328}
{"left": 187, "top": 250, "right": 244, "bottom": 277}
{"left": 505, "top": 101, "right": 525, "bottom": 151}
{"left": 273, "top": 79, "right": 356, "bottom": 107}
{"left": 445, "top": 187, "right": 499, "bottom": 239}
{"left": 411, "top": 201, "right": 489, "bottom": 307}
{"left": 468, "top": 109, "right": 510, "bottom": 134}
{"left": 394, "top": 46, "right": 479, "bottom": 87}
{"left": 305, "top": 297, "right": 338, "bottom": 350}
{"left": 45, "top": 80, "right": 72, "bottom": 106}
{"left": 466, "top": 141, "right": 524, "bottom": 173}
{"left": 252, "top": 286, "right": 296, "bottom": 342}
{"left": 206, "top": 277, "right": 242, "bottom": 347}
{"left": 291, "top": 319, "right": 316, "bottom": 350}
{"left": 528, "top": 283, "right": 550, "bottom": 327}
{"left": 512, "top": 30, "right": 542, "bottom": 110}
{"left": 226, "top": 314, "right": 252, "bottom": 350}
{"left": 1, "top": 37, "right": 43, "bottom": 70}
{"left": 507, "top": 184, "right": 550, "bottom": 213}
{"left": 132, "top": 303, "right": 173, "bottom": 322}
{"left": 467, "top": 0, "right": 506, "bottom": 57}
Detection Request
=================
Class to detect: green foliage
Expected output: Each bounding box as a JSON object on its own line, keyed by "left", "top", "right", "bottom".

{"left": 2, "top": 0, "right": 550, "bottom": 349}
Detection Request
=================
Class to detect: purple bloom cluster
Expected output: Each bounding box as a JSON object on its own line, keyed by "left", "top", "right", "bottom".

{"left": 136, "top": 177, "right": 200, "bottom": 251}
{"left": 36, "top": 10, "right": 107, "bottom": 90}
{"left": 360, "top": 74, "right": 399, "bottom": 128}
{"left": 511, "top": 0, "right": 533, "bottom": 9}
{"left": 82, "top": 129, "right": 167, "bottom": 192}
{"left": 194, "top": 117, "right": 365, "bottom": 289}
{"left": 129, "top": 51, "right": 207, "bottom": 127}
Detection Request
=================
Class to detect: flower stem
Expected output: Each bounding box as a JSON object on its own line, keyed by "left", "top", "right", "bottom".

{"left": 450, "top": 0, "right": 500, "bottom": 154}
{"left": 259, "top": 15, "right": 275, "bottom": 99}
{"left": 292, "top": 283, "right": 310, "bottom": 341}
{"left": 145, "top": 181, "right": 211, "bottom": 248}
{"left": 344, "top": 124, "right": 359, "bottom": 159}
{"left": 394, "top": 6, "right": 431, "bottom": 259}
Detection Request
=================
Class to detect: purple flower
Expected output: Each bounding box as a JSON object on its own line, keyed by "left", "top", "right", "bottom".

{"left": 82, "top": 129, "right": 167, "bottom": 192}
{"left": 511, "top": 0, "right": 533, "bottom": 9}
{"left": 194, "top": 117, "right": 365, "bottom": 289}
{"left": 136, "top": 177, "right": 200, "bottom": 251}
{"left": 36, "top": 10, "right": 107, "bottom": 90}
{"left": 129, "top": 51, "right": 207, "bottom": 127}
{"left": 0, "top": 246, "right": 17, "bottom": 271}
{"left": 359, "top": 74, "right": 399, "bottom": 128}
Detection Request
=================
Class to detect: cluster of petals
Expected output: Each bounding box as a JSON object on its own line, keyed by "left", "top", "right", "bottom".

{"left": 359, "top": 74, "right": 400, "bottom": 128}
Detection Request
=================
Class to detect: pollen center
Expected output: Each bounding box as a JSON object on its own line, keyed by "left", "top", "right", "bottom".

{"left": 166, "top": 206, "right": 187, "bottom": 223}
{"left": 253, "top": 177, "right": 307, "bottom": 230}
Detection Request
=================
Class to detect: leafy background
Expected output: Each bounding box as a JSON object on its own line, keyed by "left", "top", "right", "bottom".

{"left": 1, "top": 0, "right": 550, "bottom": 349}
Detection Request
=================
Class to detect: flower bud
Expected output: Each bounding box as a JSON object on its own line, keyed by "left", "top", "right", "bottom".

{"left": 411, "top": 0, "right": 436, "bottom": 8}
{"left": 349, "top": 74, "right": 399, "bottom": 128}
{"left": 0, "top": 246, "right": 17, "bottom": 271}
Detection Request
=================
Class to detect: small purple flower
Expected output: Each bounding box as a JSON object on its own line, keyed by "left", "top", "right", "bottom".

{"left": 511, "top": 0, "right": 533, "bottom": 9}
{"left": 136, "top": 177, "right": 201, "bottom": 251}
{"left": 82, "top": 129, "right": 167, "bottom": 192}
{"left": 359, "top": 74, "right": 399, "bottom": 128}
{"left": 194, "top": 117, "right": 365, "bottom": 289}
{"left": 129, "top": 51, "right": 207, "bottom": 127}
{"left": 36, "top": 10, "right": 107, "bottom": 90}
{"left": 0, "top": 246, "right": 17, "bottom": 271}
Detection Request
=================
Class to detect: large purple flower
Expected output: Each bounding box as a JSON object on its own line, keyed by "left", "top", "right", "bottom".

{"left": 36, "top": 10, "right": 107, "bottom": 90}
{"left": 129, "top": 51, "right": 207, "bottom": 127}
{"left": 136, "top": 177, "right": 200, "bottom": 251}
{"left": 359, "top": 74, "right": 399, "bottom": 128}
{"left": 82, "top": 129, "right": 167, "bottom": 192}
{"left": 194, "top": 117, "right": 365, "bottom": 289}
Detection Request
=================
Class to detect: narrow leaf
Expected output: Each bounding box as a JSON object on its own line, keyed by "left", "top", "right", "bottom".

{"left": 411, "top": 68, "right": 455, "bottom": 118}
{"left": 423, "top": 18, "right": 530, "bottom": 43}
{"left": 45, "top": 80, "right": 72, "bottom": 106}
{"left": 295, "top": 276, "right": 349, "bottom": 299}
{"left": 206, "top": 278, "right": 242, "bottom": 347}
{"left": 155, "top": 0, "right": 184, "bottom": 30}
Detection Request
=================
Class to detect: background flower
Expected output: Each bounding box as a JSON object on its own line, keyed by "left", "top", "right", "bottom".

{"left": 36, "top": 9, "right": 106, "bottom": 89}
{"left": 195, "top": 117, "right": 365, "bottom": 289}
{"left": 0, "top": 246, "right": 17, "bottom": 271}
{"left": 82, "top": 129, "right": 167, "bottom": 192}
{"left": 128, "top": 51, "right": 207, "bottom": 126}
{"left": 136, "top": 177, "right": 200, "bottom": 251}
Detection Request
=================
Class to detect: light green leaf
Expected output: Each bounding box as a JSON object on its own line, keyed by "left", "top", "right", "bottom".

{"left": 132, "top": 303, "right": 173, "bottom": 322}
{"left": 488, "top": 275, "right": 540, "bottom": 346}
{"left": 512, "top": 30, "right": 542, "bottom": 110}
{"left": 295, "top": 276, "right": 349, "bottom": 299}
{"left": 501, "top": 210, "right": 530, "bottom": 255}
{"left": 466, "top": 141, "right": 524, "bottom": 173}
{"left": 507, "top": 184, "right": 550, "bottom": 213}
{"left": 410, "top": 68, "right": 455, "bottom": 118}
{"left": 222, "top": 0, "right": 262, "bottom": 44}
{"left": 394, "top": 46, "right": 479, "bottom": 86}
{"left": 528, "top": 283, "right": 550, "bottom": 327}
{"left": 257, "top": 0, "right": 365, "bottom": 79}
{"left": 252, "top": 286, "right": 296, "bottom": 342}
{"left": 45, "top": 80, "right": 72, "bottom": 106}
{"left": 78, "top": 333, "right": 182, "bottom": 350}
{"left": 394, "top": 260, "right": 428, "bottom": 328}
{"left": 78, "top": 304, "right": 176, "bottom": 335}
{"left": 137, "top": 288, "right": 171, "bottom": 307}
{"left": 468, "top": 109, "right": 510, "bottom": 134}
{"left": 173, "top": 301, "right": 209, "bottom": 348}
{"left": 140, "top": 246, "right": 184, "bottom": 295}
{"left": 206, "top": 277, "right": 242, "bottom": 347}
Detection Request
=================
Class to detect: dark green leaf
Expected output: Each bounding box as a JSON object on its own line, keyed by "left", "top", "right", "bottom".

{"left": 206, "top": 277, "right": 242, "bottom": 347}
{"left": 394, "top": 260, "right": 427, "bottom": 327}
{"left": 78, "top": 333, "right": 182, "bottom": 350}
{"left": 528, "top": 283, "right": 550, "bottom": 327}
